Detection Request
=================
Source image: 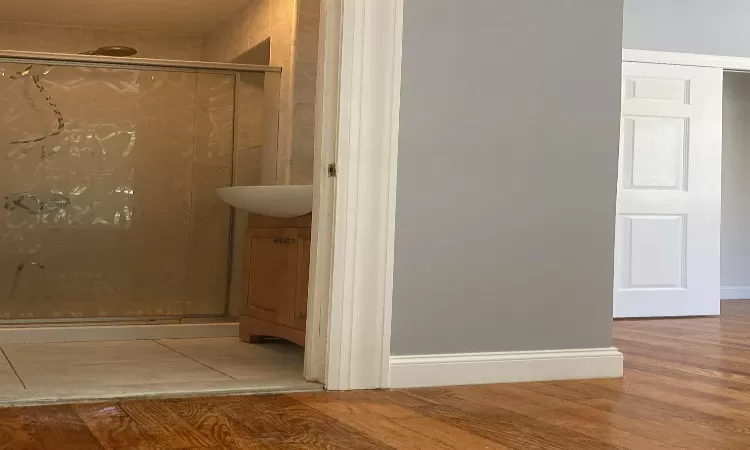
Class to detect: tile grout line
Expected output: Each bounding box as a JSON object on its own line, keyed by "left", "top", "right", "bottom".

{"left": 152, "top": 340, "right": 239, "bottom": 381}
{"left": 0, "top": 346, "right": 27, "bottom": 390}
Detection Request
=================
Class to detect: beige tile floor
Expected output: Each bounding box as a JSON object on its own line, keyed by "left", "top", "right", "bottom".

{"left": 0, "top": 337, "right": 320, "bottom": 406}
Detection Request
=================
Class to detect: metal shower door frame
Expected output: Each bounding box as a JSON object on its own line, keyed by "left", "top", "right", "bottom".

{"left": 0, "top": 50, "right": 282, "bottom": 75}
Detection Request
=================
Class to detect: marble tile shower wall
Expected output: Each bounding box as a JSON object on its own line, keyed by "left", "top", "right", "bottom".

{"left": 0, "top": 64, "right": 237, "bottom": 319}
{"left": 291, "top": 0, "right": 321, "bottom": 186}
{"left": 202, "top": 0, "right": 321, "bottom": 186}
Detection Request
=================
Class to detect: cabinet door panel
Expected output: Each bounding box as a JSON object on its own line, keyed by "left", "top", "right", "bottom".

{"left": 244, "top": 228, "right": 299, "bottom": 324}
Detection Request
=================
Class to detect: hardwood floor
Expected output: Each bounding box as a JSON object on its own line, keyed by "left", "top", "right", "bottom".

{"left": 2, "top": 301, "right": 750, "bottom": 449}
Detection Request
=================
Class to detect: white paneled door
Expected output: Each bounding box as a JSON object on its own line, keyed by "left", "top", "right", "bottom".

{"left": 614, "top": 62, "right": 723, "bottom": 318}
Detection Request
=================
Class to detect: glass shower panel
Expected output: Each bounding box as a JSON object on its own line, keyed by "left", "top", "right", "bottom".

{"left": 185, "top": 71, "right": 236, "bottom": 316}
{"left": 0, "top": 62, "right": 235, "bottom": 320}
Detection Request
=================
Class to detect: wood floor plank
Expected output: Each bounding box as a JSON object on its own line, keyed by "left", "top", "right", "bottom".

{"left": 584, "top": 376, "right": 750, "bottom": 423}
{"left": 497, "top": 382, "right": 744, "bottom": 450}
{"left": 75, "top": 403, "right": 167, "bottom": 450}
{"left": 408, "top": 386, "right": 618, "bottom": 450}
{"left": 412, "top": 402, "right": 610, "bottom": 450}
{"left": 624, "top": 369, "right": 750, "bottom": 405}
{"left": 395, "top": 416, "right": 511, "bottom": 450}
{"left": 624, "top": 354, "right": 750, "bottom": 389}
{"left": 615, "top": 335, "right": 750, "bottom": 366}
{"left": 0, "top": 407, "right": 47, "bottom": 450}
{"left": 480, "top": 384, "right": 672, "bottom": 450}
{"left": 616, "top": 324, "right": 750, "bottom": 350}
{"left": 7, "top": 405, "right": 103, "bottom": 450}
{"left": 164, "top": 397, "right": 280, "bottom": 449}
{"left": 163, "top": 398, "right": 245, "bottom": 449}
{"left": 293, "top": 392, "right": 452, "bottom": 449}
{"left": 287, "top": 390, "right": 428, "bottom": 419}
{"left": 208, "top": 394, "right": 394, "bottom": 449}
{"left": 567, "top": 379, "right": 750, "bottom": 448}
{"left": 619, "top": 335, "right": 750, "bottom": 358}
{"left": 119, "top": 400, "right": 220, "bottom": 449}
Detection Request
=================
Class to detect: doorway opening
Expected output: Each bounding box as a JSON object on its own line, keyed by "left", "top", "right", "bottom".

{"left": 0, "top": 0, "right": 329, "bottom": 404}
{"left": 614, "top": 58, "right": 722, "bottom": 319}
{"left": 614, "top": 54, "right": 750, "bottom": 319}
{"left": 611, "top": 52, "right": 750, "bottom": 399}
{"left": 720, "top": 72, "right": 750, "bottom": 303}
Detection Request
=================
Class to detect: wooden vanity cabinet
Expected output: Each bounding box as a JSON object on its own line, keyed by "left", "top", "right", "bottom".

{"left": 239, "top": 213, "right": 311, "bottom": 347}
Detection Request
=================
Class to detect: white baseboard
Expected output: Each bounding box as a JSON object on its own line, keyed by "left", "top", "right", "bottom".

{"left": 389, "top": 347, "right": 623, "bottom": 389}
{"left": 721, "top": 286, "right": 750, "bottom": 300}
{"left": 0, "top": 323, "right": 239, "bottom": 344}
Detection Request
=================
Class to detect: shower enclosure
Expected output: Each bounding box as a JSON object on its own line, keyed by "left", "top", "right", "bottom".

{"left": 0, "top": 51, "right": 280, "bottom": 324}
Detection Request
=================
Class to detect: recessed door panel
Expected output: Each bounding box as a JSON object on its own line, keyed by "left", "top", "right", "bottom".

{"left": 621, "top": 116, "right": 688, "bottom": 190}
{"left": 620, "top": 215, "right": 686, "bottom": 289}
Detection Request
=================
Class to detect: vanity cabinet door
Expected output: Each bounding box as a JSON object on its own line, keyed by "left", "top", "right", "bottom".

{"left": 244, "top": 228, "right": 300, "bottom": 325}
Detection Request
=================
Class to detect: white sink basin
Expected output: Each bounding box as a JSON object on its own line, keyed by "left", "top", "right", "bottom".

{"left": 216, "top": 185, "right": 313, "bottom": 218}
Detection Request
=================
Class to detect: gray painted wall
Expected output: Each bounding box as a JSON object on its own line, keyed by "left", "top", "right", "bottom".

{"left": 721, "top": 73, "right": 750, "bottom": 287}
{"left": 624, "top": 0, "right": 750, "bottom": 57}
{"left": 390, "top": 0, "right": 624, "bottom": 356}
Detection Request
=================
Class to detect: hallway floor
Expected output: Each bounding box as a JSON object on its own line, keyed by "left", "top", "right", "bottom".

{"left": 0, "top": 337, "right": 318, "bottom": 405}
{"left": 1, "top": 301, "right": 750, "bottom": 448}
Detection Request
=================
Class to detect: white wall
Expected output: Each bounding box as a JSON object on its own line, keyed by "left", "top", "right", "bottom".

{"left": 722, "top": 73, "right": 750, "bottom": 298}
{"left": 624, "top": 0, "right": 750, "bottom": 57}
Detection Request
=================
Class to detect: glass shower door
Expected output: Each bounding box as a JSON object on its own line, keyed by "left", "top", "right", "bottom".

{"left": 0, "top": 62, "right": 235, "bottom": 320}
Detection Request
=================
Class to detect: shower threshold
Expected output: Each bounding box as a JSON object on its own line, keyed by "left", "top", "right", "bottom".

{"left": 0, "top": 316, "right": 237, "bottom": 328}
{"left": 0, "top": 316, "right": 238, "bottom": 344}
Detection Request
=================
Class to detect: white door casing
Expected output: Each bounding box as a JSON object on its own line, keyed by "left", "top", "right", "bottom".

{"left": 304, "top": 0, "right": 404, "bottom": 390}
{"left": 614, "top": 62, "right": 723, "bottom": 318}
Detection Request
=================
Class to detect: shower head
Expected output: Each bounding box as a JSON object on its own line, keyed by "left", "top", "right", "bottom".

{"left": 80, "top": 46, "right": 138, "bottom": 57}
